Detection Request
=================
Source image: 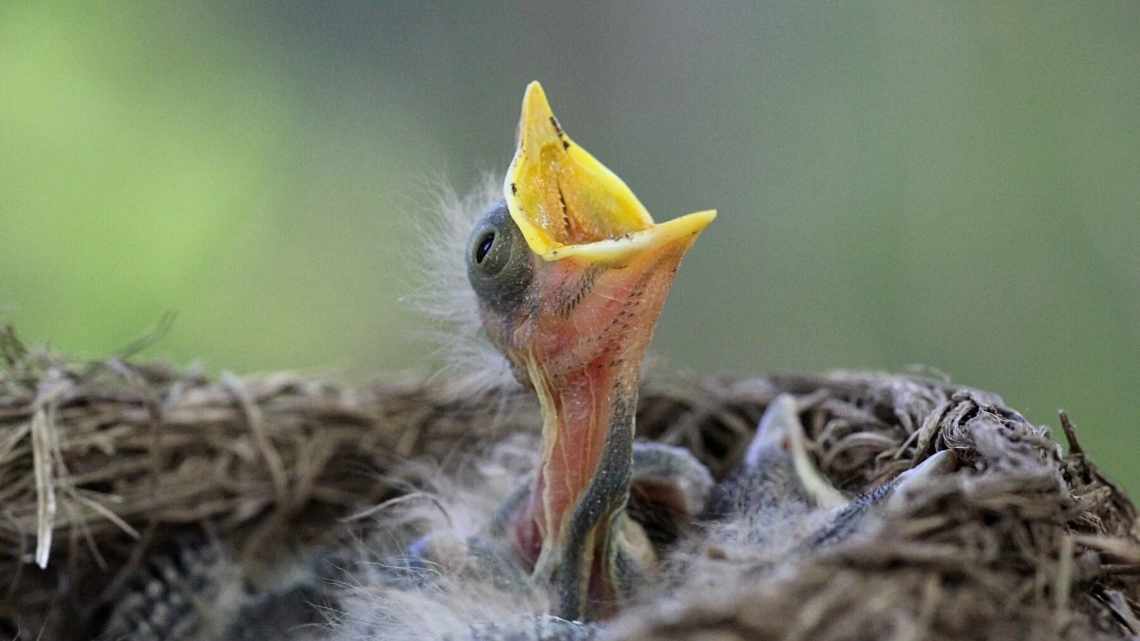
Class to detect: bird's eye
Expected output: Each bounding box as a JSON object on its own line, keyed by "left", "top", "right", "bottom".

{"left": 469, "top": 222, "right": 508, "bottom": 277}
{"left": 466, "top": 201, "right": 533, "bottom": 313}
{"left": 474, "top": 231, "right": 495, "bottom": 265}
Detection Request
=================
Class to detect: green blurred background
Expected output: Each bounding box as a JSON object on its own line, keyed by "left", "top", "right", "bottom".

{"left": 2, "top": 3, "right": 1136, "bottom": 490}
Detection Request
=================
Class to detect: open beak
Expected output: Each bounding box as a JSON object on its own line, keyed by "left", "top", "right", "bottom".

{"left": 500, "top": 82, "right": 715, "bottom": 619}
{"left": 504, "top": 81, "right": 716, "bottom": 264}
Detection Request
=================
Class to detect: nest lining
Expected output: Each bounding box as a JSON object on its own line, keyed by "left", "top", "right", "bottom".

{"left": 0, "top": 329, "right": 1138, "bottom": 641}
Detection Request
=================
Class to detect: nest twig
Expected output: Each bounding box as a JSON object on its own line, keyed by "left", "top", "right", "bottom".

{"left": 0, "top": 331, "right": 1137, "bottom": 641}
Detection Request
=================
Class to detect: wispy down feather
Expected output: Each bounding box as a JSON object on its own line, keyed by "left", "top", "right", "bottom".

{"left": 401, "top": 174, "right": 520, "bottom": 401}
{"left": 328, "top": 435, "right": 586, "bottom": 641}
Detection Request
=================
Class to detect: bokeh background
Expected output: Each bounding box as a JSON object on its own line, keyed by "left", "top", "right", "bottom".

{"left": 2, "top": 3, "right": 1136, "bottom": 490}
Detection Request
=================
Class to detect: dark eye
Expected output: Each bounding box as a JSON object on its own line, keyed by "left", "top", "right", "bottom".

{"left": 468, "top": 221, "right": 509, "bottom": 277}
{"left": 466, "top": 201, "right": 533, "bottom": 314}
{"left": 474, "top": 231, "right": 495, "bottom": 265}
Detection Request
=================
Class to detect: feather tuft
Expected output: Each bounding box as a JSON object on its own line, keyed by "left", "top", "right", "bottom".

{"left": 327, "top": 435, "right": 567, "bottom": 641}
{"left": 401, "top": 174, "right": 521, "bottom": 402}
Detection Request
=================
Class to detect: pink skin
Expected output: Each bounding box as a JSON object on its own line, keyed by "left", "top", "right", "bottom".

{"left": 485, "top": 232, "right": 700, "bottom": 616}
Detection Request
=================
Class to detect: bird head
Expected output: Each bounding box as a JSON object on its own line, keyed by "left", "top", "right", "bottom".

{"left": 465, "top": 82, "right": 715, "bottom": 619}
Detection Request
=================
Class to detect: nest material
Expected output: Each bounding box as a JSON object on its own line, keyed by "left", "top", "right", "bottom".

{"left": 1, "top": 330, "right": 1138, "bottom": 641}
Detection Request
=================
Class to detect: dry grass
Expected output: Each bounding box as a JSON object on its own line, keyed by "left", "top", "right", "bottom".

{"left": 0, "top": 327, "right": 1137, "bottom": 640}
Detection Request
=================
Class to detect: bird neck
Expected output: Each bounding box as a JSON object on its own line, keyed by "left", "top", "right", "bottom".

{"left": 516, "top": 355, "right": 638, "bottom": 620}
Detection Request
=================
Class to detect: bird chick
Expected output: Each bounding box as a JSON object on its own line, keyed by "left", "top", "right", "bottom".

{"left": 691, "top": 395, "right": 957, "bottom": 581}
{"left": 458, "top": 82, "right": 716, "bottom": 621}
{"left": 241, "top": 81, "right": 715, "bottom": 639}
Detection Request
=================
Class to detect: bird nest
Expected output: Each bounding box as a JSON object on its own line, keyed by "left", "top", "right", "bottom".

{"left": 1, "top": 326, "right": 1138, "bottom": 641}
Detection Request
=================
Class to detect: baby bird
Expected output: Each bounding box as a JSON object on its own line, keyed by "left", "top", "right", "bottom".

{"left": 456, "top": 82, "right": 717, "bottom": 621}
{"left": 701, "top": 394, "right": 956, "bottom": 574}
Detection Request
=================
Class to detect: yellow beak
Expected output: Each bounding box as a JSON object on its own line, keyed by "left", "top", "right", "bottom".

{"left": 503, "top": 81, "right": 716, "bottom": 263}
